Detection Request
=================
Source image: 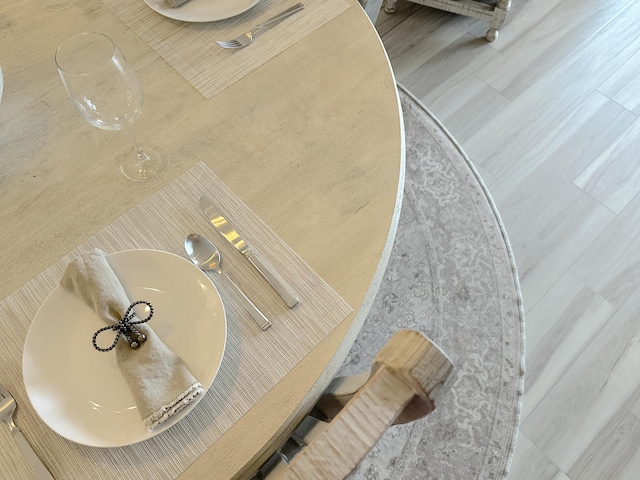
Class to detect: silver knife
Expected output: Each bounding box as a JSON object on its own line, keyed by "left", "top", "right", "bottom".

{"left": 200, "top": 196, "right": 300, "bottom": 308}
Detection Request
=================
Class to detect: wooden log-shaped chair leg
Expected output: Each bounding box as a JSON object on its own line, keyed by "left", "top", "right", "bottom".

{"left": 275, "top": 330, "right": 453, "bottom": 480}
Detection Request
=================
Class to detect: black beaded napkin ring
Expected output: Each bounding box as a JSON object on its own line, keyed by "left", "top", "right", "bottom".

{"left": 92, "top": 300, "right": 153, "bottom": 352}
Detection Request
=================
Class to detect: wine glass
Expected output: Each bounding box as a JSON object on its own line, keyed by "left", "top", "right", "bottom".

{"left": 55, "top": 32, "right": 167, "bottom": 182}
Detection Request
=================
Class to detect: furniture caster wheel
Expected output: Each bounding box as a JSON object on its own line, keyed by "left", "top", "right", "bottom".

{"left": 384, "top": 0, "right": 397, "bottom": 13}
{"left": 485, "top": 28, "right": 499, "bottom": 42}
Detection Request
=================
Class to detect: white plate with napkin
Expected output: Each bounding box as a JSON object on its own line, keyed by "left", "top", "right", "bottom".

{"left": 145, "top": 0, "right": 259, "bottom": 22}
{"left": 23, "top": 249, "right": 227, "bottom": 447}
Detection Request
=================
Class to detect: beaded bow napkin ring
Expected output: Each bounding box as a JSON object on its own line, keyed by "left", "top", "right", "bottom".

{"left": 92, "top": 300, "right": 153, "bottom": 351}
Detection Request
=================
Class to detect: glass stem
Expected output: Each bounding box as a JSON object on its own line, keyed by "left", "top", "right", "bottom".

{"left": 124, "top": 122, "right": 149, "bottom": 165}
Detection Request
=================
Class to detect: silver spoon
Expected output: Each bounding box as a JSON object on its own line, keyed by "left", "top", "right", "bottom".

{"left": 185, "top": 233, "right": 272, "bottom": 330}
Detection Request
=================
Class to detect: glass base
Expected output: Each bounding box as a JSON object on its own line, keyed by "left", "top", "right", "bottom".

{"left": 120, "top": 144, "right": 168, "bottom": 183}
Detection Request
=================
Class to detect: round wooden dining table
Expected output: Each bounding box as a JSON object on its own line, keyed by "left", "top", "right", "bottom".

{"left": 0, "top": 0, "right": 404, "bottom": 478}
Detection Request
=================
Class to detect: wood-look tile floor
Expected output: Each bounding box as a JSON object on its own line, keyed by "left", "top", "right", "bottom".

{"left": 375, "top": 1, "right": 640, "bottom": 478}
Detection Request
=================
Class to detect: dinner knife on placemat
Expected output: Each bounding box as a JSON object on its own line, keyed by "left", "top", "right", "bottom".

{"left": 200, "top": 196, "right": 300, "bottom": 308}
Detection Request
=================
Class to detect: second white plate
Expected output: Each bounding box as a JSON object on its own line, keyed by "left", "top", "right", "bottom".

{"left": 145, "top": 0, "right": 260, "bottom": 23}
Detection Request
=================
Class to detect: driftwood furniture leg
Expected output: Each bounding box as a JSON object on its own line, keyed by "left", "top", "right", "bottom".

{"left": 384, "top": 0, "right": 512, "bottom": 42}
{"left": 257, "top": 330, "right": 453, "bottom": 480}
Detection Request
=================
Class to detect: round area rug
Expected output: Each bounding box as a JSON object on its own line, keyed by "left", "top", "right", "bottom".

{"left": 337, "top": 85, "right": 525, "bottom": 480}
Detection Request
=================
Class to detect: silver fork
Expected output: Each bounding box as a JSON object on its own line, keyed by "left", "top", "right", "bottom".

{"left": 216, "top": 3, "right": 305, "bottom": 49}
{"left": 0, "top": 384, "right": 54, "bottom": 479}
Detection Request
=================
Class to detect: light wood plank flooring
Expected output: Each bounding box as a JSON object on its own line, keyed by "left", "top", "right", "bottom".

{"left": 375, "top": 1, "right": 640, "bottom": 478}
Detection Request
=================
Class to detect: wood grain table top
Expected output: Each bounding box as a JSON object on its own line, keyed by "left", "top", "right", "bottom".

{"left": 0, "top": 0, "right": 404, "bottom": 477}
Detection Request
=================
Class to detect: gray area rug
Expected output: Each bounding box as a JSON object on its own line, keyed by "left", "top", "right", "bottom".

{"left": 338, "top": 85, "right": 525, "bottom": 480}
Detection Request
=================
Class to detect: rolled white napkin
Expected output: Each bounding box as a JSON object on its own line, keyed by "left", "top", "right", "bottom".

{"left": 60, "top": 248, "right": 203, "bottom": 431}
{"left": 165, "top": 0, "right": 191, "bottom": 8}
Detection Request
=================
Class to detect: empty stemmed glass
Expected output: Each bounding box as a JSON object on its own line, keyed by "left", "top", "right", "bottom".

{"left": 55, "top": 32, "right": 167, "bottom": 182}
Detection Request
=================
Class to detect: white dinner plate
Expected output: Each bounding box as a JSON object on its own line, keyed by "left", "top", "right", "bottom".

{"left": 144, "top": 0, "right": 260, "bottom": 23}
{"left": 23, "top": 250, "right": 227, "bottom": 447}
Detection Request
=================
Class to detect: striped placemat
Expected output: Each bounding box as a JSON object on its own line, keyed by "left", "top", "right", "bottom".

{"left": 0, "top": 162, "right": 352, "bottom": 479}
{"left": 100, "top": 0, "right": 350, "bottom": 99}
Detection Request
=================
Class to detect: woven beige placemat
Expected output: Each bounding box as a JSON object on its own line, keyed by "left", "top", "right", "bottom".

{"left": 0, "top": 162, "right": 352, "bottom": 479}
{"left": 100, "top": 0, "right": 350, "bottom": 99}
